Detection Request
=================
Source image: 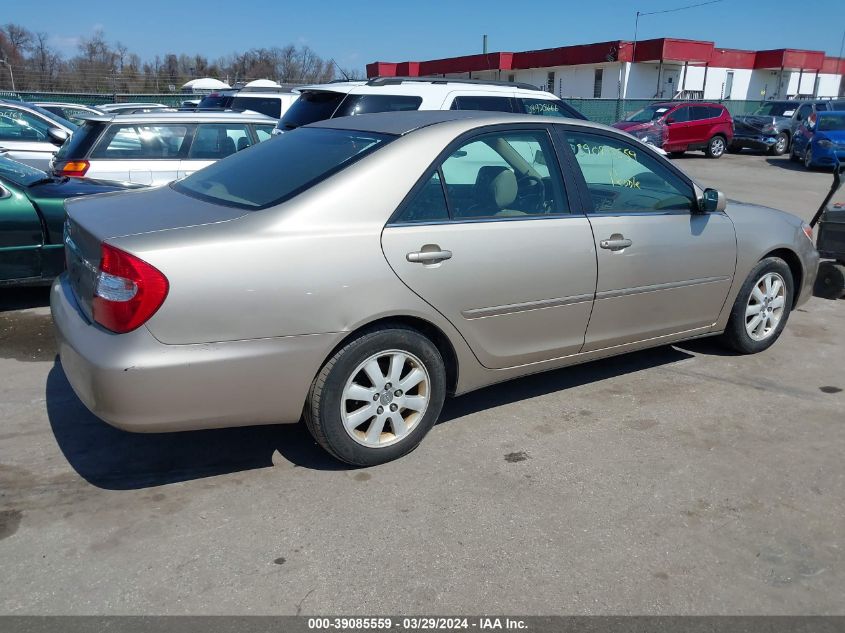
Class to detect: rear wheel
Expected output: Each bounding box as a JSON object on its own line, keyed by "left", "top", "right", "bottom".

{"left": 721, "top": 258, "right": 794, "bottom": 354}
{"left": 769, "top": 132, "right": 788, "bottom": 156}
{"left": 304, "top": 326, "right": 446, "bottom": 466}
{"left": 705, "top": 135, "right": 726, "bottom": 158}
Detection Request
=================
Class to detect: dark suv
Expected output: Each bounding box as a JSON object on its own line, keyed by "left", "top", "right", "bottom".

{"left": 730, "top": 100, "right": 845, "bottom": 155}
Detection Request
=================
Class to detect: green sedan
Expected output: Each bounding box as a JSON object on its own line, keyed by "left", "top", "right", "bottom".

{"left": 0, "top": 154, "right": 143, "bottom": 286}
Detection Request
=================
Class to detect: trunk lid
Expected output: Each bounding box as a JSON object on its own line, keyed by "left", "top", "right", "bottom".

{"left": 63, "top": 185, "right": 248, "bottom": 320}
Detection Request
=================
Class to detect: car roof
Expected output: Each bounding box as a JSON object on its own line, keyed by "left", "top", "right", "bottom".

{"left": 306, "top": 109, "right": 609, "bottom": 136}
{"left": 77, "top": 111, "right": 277, "bottom": 124}
{"left": 294, "top": 77, "right": 557, "bottom": 99}
{"left": 33, "top": 102, "right": 99, "bottom": 108}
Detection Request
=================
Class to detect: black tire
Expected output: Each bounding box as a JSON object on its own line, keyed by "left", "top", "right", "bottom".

{"left": 814, "top": 261, "right": 845, "bottom": 300}
{"left": 804, "top": 148, "right": 814, "bottom": 170}
{"left": 669, "top": 150, "right": 685, "bottom": 158}
{"left": 789, "top": 145, "right": 800, "bottom": 162}
{"left": 768, "top": 132, "right": 788, "bottom": 156}
{"left": 705, "top": 135, "right": 727, "bottom": 158}
{"left": 721, "top": 257, "right": 794, "bottom": 354}
{"left": 304, "top": 325, "right": 446, "bottom": 466}
{"left": 726, "top": 143, "right": 742, "bottom": 154}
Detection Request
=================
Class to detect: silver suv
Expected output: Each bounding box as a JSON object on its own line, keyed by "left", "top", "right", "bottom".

{"left": 51, "top": 110, "right": 277, "bottom": 185}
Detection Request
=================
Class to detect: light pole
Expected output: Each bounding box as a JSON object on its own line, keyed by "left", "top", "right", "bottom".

{"left": 0, "top": 57, "right": 14, "bottom": 92}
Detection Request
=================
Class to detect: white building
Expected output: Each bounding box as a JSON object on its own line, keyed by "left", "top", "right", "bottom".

{"left": 368, "top": 38, "right": 845, "bottom": 101}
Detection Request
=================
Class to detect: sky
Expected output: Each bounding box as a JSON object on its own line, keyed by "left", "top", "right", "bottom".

{"left": 4, "top": 0, "right": 845, "bottom": 72}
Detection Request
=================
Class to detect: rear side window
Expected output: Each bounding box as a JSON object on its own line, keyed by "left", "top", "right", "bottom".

{"left": 334, "top": 94, "right": 422, "bottom": 117}
{"left": 450, "top": 96, "right": 516, "bottom": 112}
{"left": 519, "top": 98, "right": 587, "bottom": 120}
{"left": 279, "top": 91, "right": 346, "bottom": 130}
{"left": 396, "top": 172, "right": 450, "bottom": 223}
{"left": 91, "top": 124, "right": 190, "bottom": 159}
{"left": 189, "top": 123, "right": 250, "bottom": 158}
{"left": 54, "top": 121, "right": 105, "bottom": 160}
{"left": 231, "top": 96, "right": 281, "bottom": 118}
{"left": 173, "top": 127, "right": 392, "bottom": 210}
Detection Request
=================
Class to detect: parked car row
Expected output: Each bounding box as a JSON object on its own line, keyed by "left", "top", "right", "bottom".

{"left": 612, "top": 97, "right": 845, "bottom": 170}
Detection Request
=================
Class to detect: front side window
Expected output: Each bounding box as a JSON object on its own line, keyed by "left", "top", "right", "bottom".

{"left": 565, "top": 131, "right": 694, "bottom": 214}
{"left": 334, "top": 94, "right": 422, "bottom": 116}
{"left": 669, "top": 106, "right": 690, "bottom": 123}
{"left": 450, "top": 96, "right": 515, "bottom": 113}
{"left": 255, "top": 125, "right": 275, "bottom": 142}
{"left": 189, "top": 123, "right": 250, "bottom": 158}
{"left": 173, "top": 127, "right": 392, "bottom": 210}
{"left": 0, "top": 107, "right": 53, "bottom": 142}
{"left": 91, "top": 124, "right": 190, "bottom": 159}
{"left": 438, "top": 130, "right": 567, "bottom": 220}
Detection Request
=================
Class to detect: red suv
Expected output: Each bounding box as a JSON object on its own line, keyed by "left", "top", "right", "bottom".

{"left": 613, "top": 102, "right": 734, "bottom": 158}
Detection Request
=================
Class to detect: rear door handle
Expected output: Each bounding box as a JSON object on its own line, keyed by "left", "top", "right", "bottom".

{"left": 599, "top": 237, "right": 632, "bottom": 251}
{"left": 406, "top": 249, "right": 452, "bottom": 264}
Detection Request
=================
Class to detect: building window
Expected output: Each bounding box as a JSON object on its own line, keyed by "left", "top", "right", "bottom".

{"left": 593, "top": 68, "right": 603, "bottom": 98}
{"left": 547, "top": 72, "right": 555, "bottom": 94}
{"left": 724, "top": 71, "right": 734, "bottom": 99}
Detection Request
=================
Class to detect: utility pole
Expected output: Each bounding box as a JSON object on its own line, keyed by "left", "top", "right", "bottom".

{"left": 0, "top": 57, "right": 15, "bottom": 91}
{"left": 483, "top": 35, "right": 488, "bottom": 55}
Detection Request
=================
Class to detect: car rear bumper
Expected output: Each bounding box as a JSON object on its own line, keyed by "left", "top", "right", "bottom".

{"left": 51, "top": 274, "right": 339, "bottom": 432}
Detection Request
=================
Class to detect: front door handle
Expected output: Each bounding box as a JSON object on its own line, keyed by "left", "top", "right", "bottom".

{"left": 406, "top": 249, "right": 452, "bottom": 264}
{"left": 599, "top": 236, "right": 633, "bottom": 251}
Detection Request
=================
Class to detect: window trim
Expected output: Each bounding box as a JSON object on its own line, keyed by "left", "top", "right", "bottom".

{"left": 552, "top": 125, "right": 703, "bottom": 217}
{"left": 387, "top": 123, "right": 583, "bottom": 227}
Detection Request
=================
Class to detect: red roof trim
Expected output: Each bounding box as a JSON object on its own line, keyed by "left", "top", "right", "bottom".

{"left": 367, "top": 40, "right": 843, "bottom": 78}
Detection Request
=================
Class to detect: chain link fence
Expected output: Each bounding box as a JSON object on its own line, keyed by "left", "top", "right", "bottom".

{"left": 7, "top": 92, "right": 770, "bottom": 125}
{"left": 562, "top": 98, "right": 767, "bottom": 125}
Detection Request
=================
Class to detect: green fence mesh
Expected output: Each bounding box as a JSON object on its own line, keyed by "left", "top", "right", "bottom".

{"left": 9, "top": 92, "right": 770, "bottom": 124}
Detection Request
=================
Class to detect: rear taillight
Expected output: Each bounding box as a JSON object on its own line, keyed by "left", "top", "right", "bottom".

{"left": 55, "top": 160, "right": 90, "bottom": 177}
{"left": 93, "top": 243, "right": 169, "bottom": 333}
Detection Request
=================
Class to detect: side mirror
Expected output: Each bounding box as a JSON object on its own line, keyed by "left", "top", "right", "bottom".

{"left": 665, "top": 117, "right": 676, "bottom": 125}
{"left": 48, "top": 127, "right": 69, "bottom": 145}
{"left": 701, "top": 188, "right": 726, "bottom": 213}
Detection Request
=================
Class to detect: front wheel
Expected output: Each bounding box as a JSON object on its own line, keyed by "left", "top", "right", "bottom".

{"left": 304, "top": 326, "right": 446, "bottom": 466}
{"left": 705, "top": 136, "right": 726, "bottom": 158}
{"left": 769, "top": 132, "right": 788, "bottom": 156}
{"left": 804, "top": 148, "right": 814, "bottom": 170}
{"left": 720, "top": 258, "right": 794, "bottom": 354}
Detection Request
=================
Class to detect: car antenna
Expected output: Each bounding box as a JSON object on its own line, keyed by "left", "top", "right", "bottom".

{"left": 330, "top": 59, "right": 351, "bottom": 82}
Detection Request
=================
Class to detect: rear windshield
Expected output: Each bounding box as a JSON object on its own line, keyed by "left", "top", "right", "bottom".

{"left": 818, "top": 114, "right": 845, "bottom": 132}
{"left": 53, "top": 121, "right": 105, "bottom": 160}
{"left": 752, "top": 102, "right": 799, "bottom": 117}
{"left": 278, "top": 91, "right": 346, "bottom": 130}
{"left": 27, "top": 103, "right": 77, "bottom": 131}
{"left": 231, "top": 96, "right": 281, "bottom": 118}
{"left": 173, "top": 127, "right": 392, "bottom": 210}
{"left": 197, "top": 94, "right": 235, "bottom": 109}
{"left": 334, "top": 94, "right": 422, "bottom": 117}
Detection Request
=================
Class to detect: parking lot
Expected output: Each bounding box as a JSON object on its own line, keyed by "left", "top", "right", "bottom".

{"left": 0, "top": 151, "right": 843, "bottom": 615}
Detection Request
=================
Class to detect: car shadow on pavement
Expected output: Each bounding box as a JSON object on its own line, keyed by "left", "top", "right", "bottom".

{"left": 45, "top": 360, "right": 348, "bottom": 490}
{"left": 764, "top": 158, "right": 807, "bottom": 172}
{"left": 47, "top": 345, "right": 700, "bottom": 487}
{"left": 439, "top": 345, "right": 695, "bottom": 423}
{"left": 0, "top": 286, "right": 51, "bottom": 312}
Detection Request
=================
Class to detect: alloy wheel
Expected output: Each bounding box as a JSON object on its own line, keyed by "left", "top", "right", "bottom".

{"left": 340, "top": 350, "right": 431, "bottom": 448}
{"left": 710, "top": 137, "right": 725, "bottom": 157}
{"left": 775, "top": 135, "right": 787, "bottom": 154}
{"left": 745, "top": 272, "right": 787, "bottom": 341}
